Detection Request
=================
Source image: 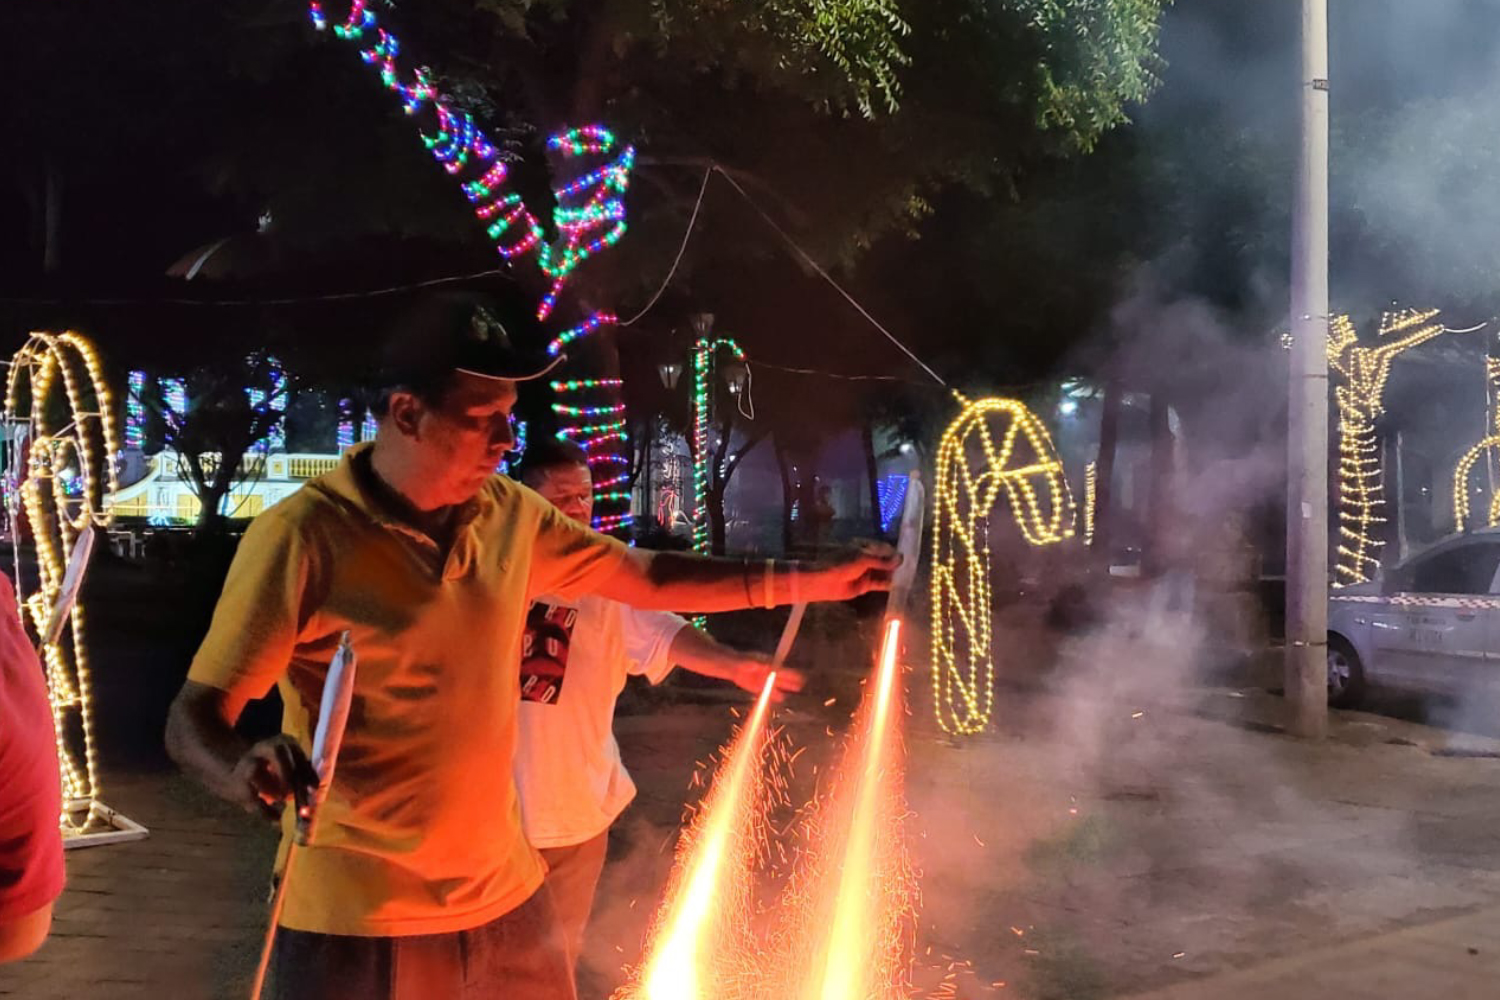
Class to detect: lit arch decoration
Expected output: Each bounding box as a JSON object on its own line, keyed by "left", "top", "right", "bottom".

{"left": 1328, "top": 308, "right": 1444, "bottom": 586}
{"left": 1453, "top": 357, "right": 1500, "bottom": 532}
{"left": 5, "top": 332, "right": 146, "bottom": 844}
{"left": 930, "top": 395, "right": 1076, "bottom": 735}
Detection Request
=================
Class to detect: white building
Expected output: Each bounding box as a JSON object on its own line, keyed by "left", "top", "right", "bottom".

{"left": 110, "top": 450, "right": 342, "bottom": 524}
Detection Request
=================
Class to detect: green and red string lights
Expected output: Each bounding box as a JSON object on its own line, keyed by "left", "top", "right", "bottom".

{"left": 310, "top": 1, "right": 637, "bottom": 532}
{"left": 690, "top": 337, "right": 746, "bottom": 554}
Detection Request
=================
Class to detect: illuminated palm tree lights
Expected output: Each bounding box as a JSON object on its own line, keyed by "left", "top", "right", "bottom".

{"left": 1453, "top": 356, "right": 1500, "bottom": 533}
{"left": 1328, "top": 308, "right": 1444, "bottom": 586}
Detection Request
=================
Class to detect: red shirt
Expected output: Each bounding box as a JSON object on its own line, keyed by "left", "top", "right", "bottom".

{"left": 0, "top": 576, "right": 64, "bottom": 920}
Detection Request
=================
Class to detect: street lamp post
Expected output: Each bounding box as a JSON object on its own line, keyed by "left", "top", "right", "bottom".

{"left": 1286, "top": 0, "right": 1330, "bottom": 739}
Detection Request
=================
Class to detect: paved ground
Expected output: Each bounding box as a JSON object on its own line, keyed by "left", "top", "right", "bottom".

{"left": 0, "top": 768, "right": 277, "bottom": 1000}
{"left": 6, "top": 670, "right": 1500, "bottom": 999}
{"left": 1115, "top": 904, "right": 1500, "bottom": 999}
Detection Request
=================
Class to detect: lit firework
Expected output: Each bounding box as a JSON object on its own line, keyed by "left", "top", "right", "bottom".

{"left": 772, "top": 618, "right": 916, "bottom": 1000}
{"left": 620, "top": 619, "right": 917, "bottom": 1000}
{"left": 619, "top": 673, "right": 781, "bottom": 1000}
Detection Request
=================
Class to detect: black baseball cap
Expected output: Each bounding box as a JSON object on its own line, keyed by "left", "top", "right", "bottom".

{"left": 376, "top": 291, "right": 563, "bottom": 390}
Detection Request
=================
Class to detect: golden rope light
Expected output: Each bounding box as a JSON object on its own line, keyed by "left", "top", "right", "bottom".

{"left": 930, "top": 394, "right": 1075, "bottom": 735}
{"left": 1328, "top": 308, "right": 1444, "bottom": 587}
{"left": 5, "top": 332, "right": 124, "bottom": 837}
{"left": 1083, "top": 460, "right": 1097, "bottom": 547}
{"left": 1453, "top": 356, "right": 1500, "bottom": 533}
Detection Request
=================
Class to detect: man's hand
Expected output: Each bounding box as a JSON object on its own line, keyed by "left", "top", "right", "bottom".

{"left": 729, "top": 655, "right": 807, "bottom": 703}
{"left": 799, "top": 541, "right": 901, "bottom": 603}
{"left": 230, "top": 735, "right": 319, "bottom": 824}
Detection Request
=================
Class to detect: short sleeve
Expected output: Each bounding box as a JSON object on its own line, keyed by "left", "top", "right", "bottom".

{"left": 0, "top": 576, "right": 65, "bottom": 920}
{"left": 621, "top": 608, "right": 689, "bottom": 684}
{"left": 525, "top": 492, "right": 630, "bottom": 601}
{"left": 187, "top": 508, "right": 315, "bottom": 701}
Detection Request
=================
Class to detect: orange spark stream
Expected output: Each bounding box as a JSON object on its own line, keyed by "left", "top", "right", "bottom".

{"left": 804, "top": 618, "right": 910, "bottom": 1000}
{"left": 624, "top": 672, "right": 780, "bottom": 1000}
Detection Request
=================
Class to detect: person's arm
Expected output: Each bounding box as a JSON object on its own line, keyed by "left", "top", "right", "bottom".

{"left": 166, "top": 682, "right": 317, "bottom": 822}
{"left": 0, "top": 903, "right": 52, "bottom": 964}
{"left": 666, "top": 627, "right": 806, "bottom": 700}
{"left": 594, "top": 544, "right": 898, "bottom": 613}
{"left": 524, "top": 486, "right": 897, "bottom": 610}
{"left": 164, "top": 510, "right": 321, "bottom": 822}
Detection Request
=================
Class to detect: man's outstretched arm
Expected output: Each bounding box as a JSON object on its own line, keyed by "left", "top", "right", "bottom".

{"left": 596, "top": 543, "right": 899, "bottom": 613}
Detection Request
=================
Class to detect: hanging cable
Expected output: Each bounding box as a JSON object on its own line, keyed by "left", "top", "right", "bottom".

{"left": 737, "top": 362, "right": 756, "bottom": 421}
{"left": 619, "top": 166, "right": 712, "bottom": 328}
{"left": 712, "top": 166, "right": 948, "bottom": 387}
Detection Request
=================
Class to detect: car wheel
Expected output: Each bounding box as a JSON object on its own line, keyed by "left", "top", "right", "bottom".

{"left": 1327, "top": 635, "right": 1366, "bottom": 709}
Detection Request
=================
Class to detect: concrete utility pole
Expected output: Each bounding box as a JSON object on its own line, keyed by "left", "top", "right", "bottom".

{"left": 1286, "top": 0, "right": 1330, "bottom": 739}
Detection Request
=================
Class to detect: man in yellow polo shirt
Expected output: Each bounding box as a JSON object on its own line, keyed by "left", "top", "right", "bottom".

{"left": 164, "top": 291, "right": 897, "bottom": 1000}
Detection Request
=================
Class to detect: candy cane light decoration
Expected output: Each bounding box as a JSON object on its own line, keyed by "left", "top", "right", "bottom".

{"left": 930, "top": 395, "right": 1075, "bottom": 735}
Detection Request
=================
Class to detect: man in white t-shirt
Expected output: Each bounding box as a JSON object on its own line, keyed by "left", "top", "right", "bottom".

{"left": 514, "top": 438, "right": 805, "bottom": 964}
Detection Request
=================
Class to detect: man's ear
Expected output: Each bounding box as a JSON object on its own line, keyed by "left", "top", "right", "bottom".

{"left": 386, "top": 392, "right": 423, "bottom": 438}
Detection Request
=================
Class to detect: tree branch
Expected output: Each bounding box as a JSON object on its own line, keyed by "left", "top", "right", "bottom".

{"left": 724, "top": 428, "right": 769, "bottom": 482}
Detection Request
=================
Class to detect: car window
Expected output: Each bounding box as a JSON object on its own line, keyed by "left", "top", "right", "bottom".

{"left": 1404, "top": 543, "right": 1500, "bottom": 595}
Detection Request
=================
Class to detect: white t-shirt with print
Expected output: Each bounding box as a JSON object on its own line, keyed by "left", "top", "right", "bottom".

{"left": 514, "top": 594, "right": 687, "bottom": 848}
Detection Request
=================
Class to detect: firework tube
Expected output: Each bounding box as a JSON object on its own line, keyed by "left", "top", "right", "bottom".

{"left": 888, "top": 471, "right": 925, "bottom": 621}
{"left": 300, "top": 630, "right": 357, "bottom": 844}
{"left": 773, "top": 600, "right": 807, "bottom": 667}
{"left": 251, "top": 631, "right": 357, "bottom": 999}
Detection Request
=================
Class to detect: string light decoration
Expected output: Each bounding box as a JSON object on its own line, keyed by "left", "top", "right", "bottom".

{"left": 160, "top": 378, "right": 187, "bottom": 423}
{"left": 125, "top": 371, "right": 147, "bottom": 450}
{"left": 4, "top": 332, "right": 144, "bottom": 844}
{"left": 690, "top": 337, "right": 747, "bottom": 554}
{"left": 876, "top": 473, "right": 909, "bottom": 533}
{"left": 553, "top": 379, "right": 633, "bottom": 528}
{"left": 498, "top": 418, "right": 528, "bottom": 475}
{"left": 361, "top": 409, "right": 379, "bottom": 443}
{"left": 245, "top": 356, "right": 288, "bottom": 453}
{"left": 546, "top": 312, "right": 619, "bottom": 357}
{"left": 930, "top": 395, "right": 1076, "bottom": 735}
{"left": 1084, "top": 460, "right": 1097, "bottom": 546}
{"left": 307, "top": 1, "right": 637, "bottom": 530}
{"left": 1453, "top": 356, "right": 1500, "bottom": 532}
{"left": 336, "top": 398, "right": 356, "bottom": 451}
{"left": 1328, "top": 308, "right": 1444, "bottom": 586}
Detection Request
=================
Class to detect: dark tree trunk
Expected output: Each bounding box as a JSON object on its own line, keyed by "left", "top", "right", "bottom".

{"left": 189, "top": 454, "right": 237, "bottom": 539}
{"left": 774, "top": 436, "right": 795, "bottom": 555}
{"left": 707, "top": 485, "right": 727, "bottom": 555}
{"left": 862, "top": 422, "right": 883, "bottom": 537}
{"left": 634, "top": 417, "right": 655, "bottom": 528}
{"left": 1093, "top": 375, "right": 1123, "bottom": 566}
{"left": 705, "top": 413, "right": 734, "bottom": 556}
{"left": 797, "top": 454, "right": 819, "bottom": 555}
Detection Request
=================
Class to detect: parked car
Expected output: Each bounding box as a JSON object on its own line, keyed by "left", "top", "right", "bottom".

{"left": 1327, "top": 529, "right": 1500, "bottom": 707}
